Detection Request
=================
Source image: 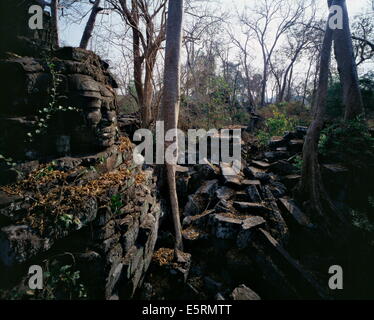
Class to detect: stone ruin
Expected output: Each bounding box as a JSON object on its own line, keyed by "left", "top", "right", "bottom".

{"left": 0, "top": 47, "right": 119, "bottom": 160}
{"left": 0, "top": 0, "right": 119, "bottom": 161}
{"left": 0, "top": 0, "right": 163, "bottom": 300}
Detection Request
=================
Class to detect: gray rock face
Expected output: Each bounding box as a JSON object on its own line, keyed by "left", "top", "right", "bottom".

{"left": 183, "top": 180, "right": 218, "bottom": 216}
{"left": 237, "top": 216, "right": 266, "bottom": 249}
{"left": 0, "top": 47, "right": 119, "bottom": 160}
{"left": 231, "top": 284, "right": 261, "bottom": 300}
{"left": 0, "top": 225, "right": 53, "bottom": 266}
{"left": 210, "top": 214, "right": 243, "bottom": 240}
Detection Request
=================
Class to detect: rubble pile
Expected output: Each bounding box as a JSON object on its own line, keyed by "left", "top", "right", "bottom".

{"left": 140, "top": 127, "right": 335, "bottom": 300}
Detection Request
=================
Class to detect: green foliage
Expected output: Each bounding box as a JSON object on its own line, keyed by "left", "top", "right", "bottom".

{"left": 110, "top": 194, "right": 123, "bottom": 214}
{"left": 180, "top": 75, "right": 249, "bottom": 130}
{"left": 34, "top": 161, "right": 57, "bottom": 179}
{"left": 326, "top": 73, "right": 374, "bottom": 118}
{"left": 319, "top": 116, "right": 374, "bottom": 167}
{"left": 256, "top": 108, "right": 296, "bottom": 146}
{"left": 293, "top": 155, "right": 303, "bottom": 171}
{"left": 43, "top": 264, "right": 87, "bottom": 300}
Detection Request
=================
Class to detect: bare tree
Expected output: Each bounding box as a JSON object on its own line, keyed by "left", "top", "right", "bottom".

{"left": 79, "top": 0, "right": 104, "bottom": 49}
{"left": 239, "top": 0, "right": 309, "bottom": 106}
{"left": 108, "top": 0, "right": 167, "bottom": 128}
{"left": 227, "top": 29, "right": 256, "bottom": 110}
{"left": 352, "top": 16, "right": 374, "bottom": 66}
{"left": 161, "top": 0, "right": 184, "bottom": 251}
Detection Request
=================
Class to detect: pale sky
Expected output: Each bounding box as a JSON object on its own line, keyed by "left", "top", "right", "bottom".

{"left": 61, "top": 0, "right": 373, "bottom": 47}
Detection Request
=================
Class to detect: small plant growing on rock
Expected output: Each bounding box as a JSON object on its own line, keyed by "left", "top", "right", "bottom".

{"left": 293, "top": 155, "right": 303, "bottom": 172}
{"left": 43, "top": 264, "right": 87, "bottom": 300}
{"left": 27, "top": 61, "right": 79, "bottom": 143}
{"left": 110, "top": 194, "right": 123, "bottom": 214}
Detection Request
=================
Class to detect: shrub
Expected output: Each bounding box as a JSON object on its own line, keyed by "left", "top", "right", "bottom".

{"left": 319, "top": 116, "right": 374, "bottom": 168}
{"left": 256, "top": 109, "right": 296, "bottom": 146}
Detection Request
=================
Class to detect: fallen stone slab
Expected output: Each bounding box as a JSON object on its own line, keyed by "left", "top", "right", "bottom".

{"left": 281, "top": 174, "right": 301, "bottom": 189}
{"left": 210, "top": 214, "right": 243, "bottom": 240}
{"left": 231, "top": 284, "right": 261, "bottom": 300}
{"left": 251, "top": 160, "right": 271, "bottom": 169}
{"left": 236, "top": 216, "right": 266, "bottom": 249}
{"left": 269, "top": 136, "right": 287, "bottom": 150}
{"left": 183, "top": 180, "right": 219, "bottom": 216}
{"left": 288, "top": 139, "right": 304, "bottom": 153}
{"left": 255, "top": 228, "right": 327, "bottom": 299}
{"left": 183, "top": 210, "right": 214, "bottom": 228}
{"left": 215, "top": 186, "right": 235, "bottom": 201}
{"left": 278, "top": 198, "right": 313, "bottom": 228}
{"left": 220, "top": 163, "right": 242, "bottom": 187}
{"left": 268, "top": 181, "right": 287, "bottom": 198}
{"left": 233, "top": 202, "right": 270, "bottom": 214}
{"left": 264, "top": 151, "right": 290, "bottom": 162}
{"left": 241, "top": 179, "right": 261, "bottom": 186}
{"left": 246, "top": 185, "right": 262, "bottom": 203}
{"left": 262, "top": 186, "right": 289, "bottom": 245}
{"left": 233, "top": 191, "right": 250, "bottom": 202}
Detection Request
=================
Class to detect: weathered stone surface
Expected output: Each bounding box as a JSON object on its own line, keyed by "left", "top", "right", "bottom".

{"left": 0, "top": 225, "right": 53, "bottom": 266}
{"left": 251, "top": 160, "right": 271, "bottom": 169}
{"left": 220, "top": 163, "right": 242, "bottom": 187}
{"left": 233, "top": 202, "right": 270, "bottom": 214}
{"left": 215, "top": 186, "right": 235, "bottom": 201}
{"left": 255, "top": 228, "right": 326, "bottom": 299}
{"left": 183, "top": 180, "right": 218, "bottom": 216}
{"left": 241, "top": 179, "right": 261, "bottom": 186}
{"left": 210, "top": 214, "right": 243, "bottom": 240}
{"left": 278, "top": 198, "right": 313, "bottom": 228}
{"left": 231, "top": 284, "right": 261, "bottom": 300}
{"left": 269, "top": 136, "right": 287, "bottom": 150}
{"left": 237, "top": 216, "right": 266, "bottom": 249}
{"left": 262, "top": 186, "right": 289, "bottom": 244}
{"left": 264, "top": 151, "right": 290, "bottom": 162}
{"left": 268, "top": 181, "right": 287, "bottom": 198}
{"left": 244, "top": 166, "right": 270, "bottom": 183}
{"left": 246, "top": 185, "right": 262, "bottom": 203}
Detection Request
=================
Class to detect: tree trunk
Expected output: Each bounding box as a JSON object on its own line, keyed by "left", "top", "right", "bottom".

{"left": 51, "top": 0, "right": 59, "bottom": 47}
{"left": 299, "top": 1, "right": 336, "bottom": 222}
{"left": 79, "top": 0, "right": 102, "bottom": 49}
{"left": 302, "top": 59, "right": 313, "bottom": 107}
{"left": 333, "top": 0, "right": 364, "bottom": 120}
{"left": 161, "top": 0, "right": 184, "bottom": 251}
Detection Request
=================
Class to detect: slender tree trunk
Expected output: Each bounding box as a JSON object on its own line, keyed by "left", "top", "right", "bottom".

{"left": 161, "top": 0, "right": 184, "bottom": 251}
{"left": 79, "top": 0, "right": 102, "bottom": 49}
{"left": 286, "top": 65, "right": 294, "bottom": 101}
{"left": 333, "top": 0, "right": 364, "bottom": 120}
{"left": 302, "top": 59, "right": 313, "bottom": 107}
{"left": 299, "top": 1, "right": 336, "bottom": 221}
{"left": 51, "top": 0, "right": 59, "bottom": 47}
{"left": 261, "top": 62, "right": 267, "bottom": 106}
